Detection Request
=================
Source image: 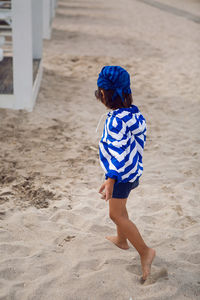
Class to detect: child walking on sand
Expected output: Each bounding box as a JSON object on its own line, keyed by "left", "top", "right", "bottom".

{"left": 95, "top": 66, "right": 155, "bottom": 281}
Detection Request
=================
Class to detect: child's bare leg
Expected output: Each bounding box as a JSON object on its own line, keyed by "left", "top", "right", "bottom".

{"left": 108, "top": 197, "right": 156, "bottom": 280}
{"left": 106, "top": 200, "right": 129, "bottom": 250}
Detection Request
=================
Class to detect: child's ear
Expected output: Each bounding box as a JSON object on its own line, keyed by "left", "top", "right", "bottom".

{"left": 100, "top": 89, "right": 105, "bottom": 101}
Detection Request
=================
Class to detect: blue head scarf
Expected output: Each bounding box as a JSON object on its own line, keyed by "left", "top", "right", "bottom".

{"left": 97, "top": 66, "right": 132, "bottom": 102}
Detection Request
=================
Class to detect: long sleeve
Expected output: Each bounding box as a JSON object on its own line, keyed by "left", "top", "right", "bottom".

{"left": 99, "top": 116, "right": 126, "bottom": 182}
{"left": 99, "top": 108, "right": 146, "bottom": 183}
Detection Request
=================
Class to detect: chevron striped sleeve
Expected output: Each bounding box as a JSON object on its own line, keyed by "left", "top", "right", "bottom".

{"left": 99, "top": 107, "right": 146, "bottom": 183}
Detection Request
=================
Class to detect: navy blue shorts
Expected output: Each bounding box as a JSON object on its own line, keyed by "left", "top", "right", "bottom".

{"left": 112, "top": 179, "right": 139, "bottom": 199}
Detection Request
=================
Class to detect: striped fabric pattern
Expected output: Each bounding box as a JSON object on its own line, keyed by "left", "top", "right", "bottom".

{"left": 99, "top": 105, "right": 146, "bottom": 183}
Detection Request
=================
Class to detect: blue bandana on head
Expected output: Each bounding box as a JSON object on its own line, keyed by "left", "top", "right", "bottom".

{"left": 97, "top": 66, "right": 132, "bottom": 102}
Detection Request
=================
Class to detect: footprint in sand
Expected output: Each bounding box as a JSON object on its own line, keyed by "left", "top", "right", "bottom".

{"left": 140, "top": 268, "right": 168, "bottom": 285}
{"left": 126, "top": 263, "right": 142, "bottom": 276}
{"left": 71, "top": 258, "right": 104, "bottom": 277}
{"left": 126, "top": 262, "right": 168, "bottom": 285}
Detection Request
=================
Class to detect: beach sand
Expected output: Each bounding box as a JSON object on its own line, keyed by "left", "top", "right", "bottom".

{"left": 0, "top": 0, "right": 200, "bottom": 299}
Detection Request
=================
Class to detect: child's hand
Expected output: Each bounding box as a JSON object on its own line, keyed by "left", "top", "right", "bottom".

{"left": 99, "top": 178, "right": 115, "bottom": 201}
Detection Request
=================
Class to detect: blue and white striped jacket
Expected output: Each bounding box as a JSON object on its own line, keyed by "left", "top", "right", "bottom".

{"left": 99, "top": 105, "right": 146, "bottom": 183}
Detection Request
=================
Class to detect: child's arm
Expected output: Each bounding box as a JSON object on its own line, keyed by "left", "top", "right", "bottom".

{"left": 99, "top": 178, "right": 115, "bottom": 201}
{"left": 99, "top": 116, "right": 127, "bottom": 184}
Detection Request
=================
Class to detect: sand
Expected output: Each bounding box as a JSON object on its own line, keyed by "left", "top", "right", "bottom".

{"left": 0, "top": 0, "right": 200, "bottom": 299}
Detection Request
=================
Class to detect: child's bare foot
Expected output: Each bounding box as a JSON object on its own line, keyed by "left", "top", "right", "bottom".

{"left": 106, "top": 236, "right": 129, "bottom": 250}
{"left": 140, "top": 248, "right": 156, "bottom": 281}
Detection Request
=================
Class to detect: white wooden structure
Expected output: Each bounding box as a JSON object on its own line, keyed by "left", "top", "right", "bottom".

{"left": 43, "top": 0, "right": 57, "bottom": 39}
{"left": 0, "top": 0, "right": 57, "bottom": 111}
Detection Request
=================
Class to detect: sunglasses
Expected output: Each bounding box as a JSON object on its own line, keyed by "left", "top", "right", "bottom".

{"left": 95, "top": 89, "right": 101, "bottom": 99}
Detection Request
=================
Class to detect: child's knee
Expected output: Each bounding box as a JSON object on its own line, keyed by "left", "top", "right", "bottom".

{"left": 109, "top": 211, "right": 123, "bottom": 225}
{"left": 109, "top": 211, "right": 117, "bottom": 223}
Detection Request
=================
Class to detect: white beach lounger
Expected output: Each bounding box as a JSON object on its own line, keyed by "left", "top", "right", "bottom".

{"left": 0, "top": 36, "right": 5, "bottom": 46}
{"left": 0, "top": 9, "right": 12, "bottom": 25}
{"left": 0, "top": 48, "right": 3, "bottom": 61}
{"left": 0, "top": 1, "right": 11, "bottom": 8}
